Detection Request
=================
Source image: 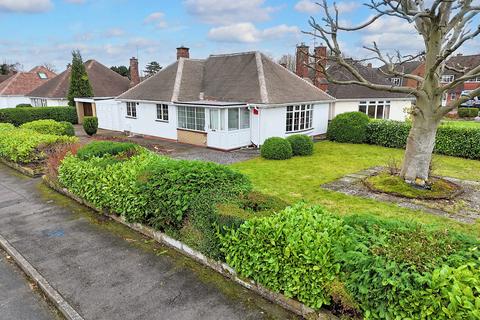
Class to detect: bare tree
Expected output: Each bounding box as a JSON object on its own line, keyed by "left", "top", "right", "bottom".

{"left": 308, "top": 0, "right": 480, "bottom": 185}
{"left": 278, "top": 54, "right": 296, "bottom": 72}
{"left": 42, "top": 63, "right": 57, "bottom": 73}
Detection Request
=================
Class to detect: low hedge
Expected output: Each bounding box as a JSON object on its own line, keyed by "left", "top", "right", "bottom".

{"left": 458, "top": 107, "right": 479, "bottom": 118}
{"left": 0, "top": 107, "right": 77, "bottom": 126}
{"left": 261, "top": 137, "right": 292, "bottom": 160}
{"left": 365, "top": 120, "right": 480, "bottom": 159}
{"left": 0, "top": 127, "right": 78, "bottom": 164}
{"left": 20, "top": 119, "right": 75, "bottom": 136}
{"left": 16, "top": 104, "right": 33, "bottom": 108}
{"left": 221, "top": 203, "right": 480, "bottom": 319}
{"left": 327, "top": 112, "right": 370, "bottom": 143}
{"left": 76, "top": 141, "right": 138, "bottom": 160}
{"left": 286, "top": 134, "right": 314, "bottom": 156}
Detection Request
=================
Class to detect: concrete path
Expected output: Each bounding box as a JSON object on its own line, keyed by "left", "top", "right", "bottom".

{"left": 0, "top": 164, "right": 297, "bottom": 320}
{"left": 0, "top": 249, "right": 59, "bottom": 320}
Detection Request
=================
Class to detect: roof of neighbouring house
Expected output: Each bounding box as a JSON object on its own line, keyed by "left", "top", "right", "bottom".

{"left": 0, "top": 66, "right": 56, "bottom": 96}
{"left": 327, "top": 62, "right": 414, "bottom": 100}
{"left": 28, "top": 59, "right": 130, "bottom": 99}
{"left": 379, "top": 61, "right": 424, "bottom": 77}
{"left": 444, "top": 54, "right": 480, "bottom": 76}
{"left": 118, "top": 51, "right": 334, "bottom": 104}
{"left": 0, "top": 74, "right": 14, "bottom": 85}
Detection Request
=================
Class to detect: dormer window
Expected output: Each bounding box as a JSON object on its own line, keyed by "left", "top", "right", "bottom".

{"left": 38, "top": 72, "right": 48, "bottom": 79}
{"left": 390, "top": 77, "right": 401, "bottom": 86}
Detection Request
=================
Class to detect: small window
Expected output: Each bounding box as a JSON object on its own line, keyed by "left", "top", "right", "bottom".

{"left": 177, "top": 106, "right": 205, "bottom": 131}
{"left": 126, "top": 102, "right": 137, "bottom": 118}
{"left": 37, "top": 72, "right": 48, "bottom": 79}
{"left": 32, "top": 98, "right": 47, "bottom": 107}
{"left": 228, "top": 108, "right": 239, "bottom": 131}
{"left": 156, "top": 104, "right": 169, "bottom": 121}
{"left": 450, "top": 92, "right": 457, "bottom": 100}
{"left": 441, "top": 75, "right": 454, "bottom": 83}
{"left": 390, "top": 78, "right": 401, "bottom": 86}
{"left": 240, "top": 108, "right": 250, "bottom": 129}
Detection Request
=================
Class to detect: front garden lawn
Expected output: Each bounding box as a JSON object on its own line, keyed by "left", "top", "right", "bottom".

{"left": 441, "top": 120, "right": 480, "bottom": 128}
{"left": 232, "top": 141, "right": 480, "bottom": 237}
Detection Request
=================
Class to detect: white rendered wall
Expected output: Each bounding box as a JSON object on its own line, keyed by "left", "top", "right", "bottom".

{"left": 96, "top": 99, "right": 124, "bottom": 132}
{"left": 332, "top": 100, "right": 411, "bottom": 121}
{"left": 0, "top": 96, "right": 30, "bottom": 109}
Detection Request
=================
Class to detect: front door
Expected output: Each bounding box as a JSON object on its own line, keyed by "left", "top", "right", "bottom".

{"left": 84, "top": 103, "right": 93, "bottom": 117}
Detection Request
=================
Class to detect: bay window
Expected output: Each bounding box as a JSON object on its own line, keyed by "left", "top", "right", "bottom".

{"left": 286, "top": 104, "right": 313, "bottom": 133}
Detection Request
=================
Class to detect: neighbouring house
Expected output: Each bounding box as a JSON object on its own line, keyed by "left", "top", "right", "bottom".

{"left": 28, "top": 59, "right": 132, "bottom": 121}
{"left": 381, "top": 61, "right": 425, "bottom": 88}
{"left": 294, "top": 44, "right": 414, "bottom": 121}
{"left": 0, "top": 66, "right": 56, "bottom": 108}
{"left": 95, "top": 47, "right": 334, "bottom": 150}
{"left": 441, "top": 54, "right": 480, "bottom": 107}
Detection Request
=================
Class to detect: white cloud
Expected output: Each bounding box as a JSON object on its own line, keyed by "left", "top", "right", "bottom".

{"left": 0, "top": 0, "right": 52, "bottom": 13}
{"left": 336, "top": 1, "right": 360, "bottom": 14}
{"left": 184, "top": 0, "right": 275, "bottom": 25}
{"left": 144, "top": 11, "right": 167, "bottom": 29}
{"left": 208, "top": 22, "right": 299, "bottom": 43}
{"left": 294, "top": 0, "right": 320, "bottom": 14}
{"left": 64, "top": 0, "right": 85, "bottom": 4}
{"left": 104, "top": 28, "right": 125, "bottom": 38}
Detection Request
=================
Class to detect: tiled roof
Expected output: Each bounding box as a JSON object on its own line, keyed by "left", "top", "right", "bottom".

{"left": 0, "top": 66, "right": 56, "bottom": 96}
{"left": 29, "top": 60, "right": 130, "bottom": 99}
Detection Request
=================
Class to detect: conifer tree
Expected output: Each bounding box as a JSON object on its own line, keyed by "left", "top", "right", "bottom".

{"left": 67, "top": 50, "right": 93, "bottom": 106}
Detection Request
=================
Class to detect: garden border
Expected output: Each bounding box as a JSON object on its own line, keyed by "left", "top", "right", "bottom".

{"left": 42, "top": 176, "right": 337, "bottom": 320}
{"left": 0, "top": 158, "right": 43, "bottom": 177}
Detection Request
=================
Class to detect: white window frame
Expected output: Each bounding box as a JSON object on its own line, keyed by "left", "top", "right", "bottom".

{"left": 466, "top": 76, "right": 480, "bottom": 83}
{"left": 177, "top": 106, "right": 205, "bottom": 132}
{"left": 286, "top": 104, "right": 314, "bottom": 133}
{"left": 390, "top": 77, "right": 401, "bottom": 86}
{"left": 441, "top": 75, "right": 454, "bottom": 83}
{"left": 126, "top": 102, "right": 137, "bottom": 118}
{"left": 37, "top": 72, "right": 48, "bottom": 79}
{"left": 156, "top": 104, "right": 169, "bottom": 122}
{"left": 32, "top": 98, "right": 47, "bottom": 107}
{"left": 358, "top": 101, "right": 391, "bottom": 119}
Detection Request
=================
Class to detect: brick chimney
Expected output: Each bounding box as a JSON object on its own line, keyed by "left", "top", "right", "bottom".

{"left": 314, "top": 46, "right": 328, "bottom": 91}
{"left": 295, "top": 43, "right": 309, "bottom": 79}
{"left": 177, "top": 46, "right": 190, "bottom": 60}
{"left": 129, "top": 57, "right": 140, "bottom": 87}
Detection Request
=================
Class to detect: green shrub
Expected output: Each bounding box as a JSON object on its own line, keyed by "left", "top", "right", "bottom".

{"left": 260, "top": 137, "right": 293, "bottom": 160}
{"left": 76, "top": 141, "right": 138, "bottom": 160}
{"left": 458, "top": 107, "right": 479, "bottom": 118}
{"left": 0, "top": 123, "right": 15, "bottom": 132}
{"left": 0, "top": 107, "right": 77, "bottom": 126}
{"left": 0, "top": 128, "right": 78, "bottom": 164}
{"left": 286, "top": 134, "right": 314, "bottom": 156}
{"left": 366, "top": 120, "right": 410, "bottom": 148}
{"left": 221, "top": 203, "right": 349, "bottom": 309}
{"left": 83, "top": 116, "right": 98, "bottom": 136}
{"left": 327, "top": 112, "right": 370, "bottom": 143}
{"left": 20, "top": 119, "right": 75, "bottom": 136}
{"left": 16, "top": 104, "right": 33, "bottom": 108}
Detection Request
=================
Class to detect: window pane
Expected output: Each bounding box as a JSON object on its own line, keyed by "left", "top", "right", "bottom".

{"left": 384, "top": 105, "right": 390, "bottom": 119}
{"left": 228, "top": 108, "right": 239, "bottom": 131}
{"left": 156, "top": 105, "right": 161, "bottom": 119}
{"left": 359, "top": 104, "right": 367, "bottom": 114}
{"left": 240, "top": 108, "right": 250, "bottom": 129}
{"left": 178, "top": 106, "right": 186, "bottom": 128}
{"left": 376, "top": 105, "right": 384, "bottom": 119}
{"left": 368, "top": 104, "right": 376, "bottom": 118}
{"left": 220, "top": 109, "right": 225, "bottom": 130}
{"left": 210, "top": 109, "right": 219, "bottom": 130}
{"left": 163, "top": 105, "right": 169, "bottom": 121}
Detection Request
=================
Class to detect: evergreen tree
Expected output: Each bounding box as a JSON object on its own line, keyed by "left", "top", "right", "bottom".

{"left": 110, "top": 65, "right": 130, "bottom": 78}
{"left": 144, "top": 61, "right": 162, "bottom": 78}
{"left": 67, "top": 50, "right": 93, "bottom": 106}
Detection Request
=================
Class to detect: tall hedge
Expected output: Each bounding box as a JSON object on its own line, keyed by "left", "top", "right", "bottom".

{"left": 365, "top": 120, "right": 480, "bottom": 159}
{"left": 0, "top": 107, "right": 78, "bottom": 126}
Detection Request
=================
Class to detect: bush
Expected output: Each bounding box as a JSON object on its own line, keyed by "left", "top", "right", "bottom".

{"left": 366, "top": 120, "right": 410, "bottom": 148}
{"left": 221, "top": 203, "right": 349, "bottom": 309}
{"left": 286, "top": 134, "right": 314, "bottom": 156}
{"left": 0, "top": 128, "right": 78, "bottom": 164}
{"left": 260, "top": 137, "right": 292, "bottom": 160}
{"left": 0, "top": 107, "right": 77, "bottom": 126}
{"left": 16, "top": 104, "right": 32, "bottom": 108}
{"left": 83, "top": 116, "right": 98, "bottom": 136}
{"left": 76, "top": 141, "right": 138, "bottom": 160}
{"left": 327, "top": 112, "right": 370, "bottom": 144}
{"left": 0, "top": 123, "right": 15, "bottom": 132}
{"left": 20, "top": 119, "right": 75, "bottom": 136}
{"left": 458, "top": 107, "right": 479, "bottom": 118}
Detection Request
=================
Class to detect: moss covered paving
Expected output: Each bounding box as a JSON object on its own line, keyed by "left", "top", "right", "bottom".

{"left": 364, "top": 172, "right": 462, "bottom": 199}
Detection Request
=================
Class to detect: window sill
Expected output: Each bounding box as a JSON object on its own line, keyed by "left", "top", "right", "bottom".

{"left": 125, "top": 116, "right": 137, "bottom": 119}
{"left": 177, "top": 128, "right": 206, "bottom": 133}
{"left": 155, "top": 119, "right": 169, "bottom": 123}
{"left": 286, "top": 128, "right": 314, "bottom": 134}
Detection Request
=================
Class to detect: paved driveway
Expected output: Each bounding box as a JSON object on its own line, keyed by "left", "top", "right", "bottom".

{"left": 0, "top": 164, "right": 298, "bottom": 320}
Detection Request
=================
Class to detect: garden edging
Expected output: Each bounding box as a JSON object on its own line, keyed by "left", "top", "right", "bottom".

{"left": 0, "top": 158, "right": 43, "bottom": 177}
{"left": 42, "top": 176, "right": 337, "bottom": 320}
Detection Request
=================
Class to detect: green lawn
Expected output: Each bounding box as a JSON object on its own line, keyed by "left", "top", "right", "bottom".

{"left": 441, "top": 120, "right": 480, "bottom": 128}
{"left": 232, "top": 141, "right": 480, "bottom": 237}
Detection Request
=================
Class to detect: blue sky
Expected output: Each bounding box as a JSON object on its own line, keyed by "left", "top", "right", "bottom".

{"left": 1, "top": 0, "right": 479, "bottom": 75}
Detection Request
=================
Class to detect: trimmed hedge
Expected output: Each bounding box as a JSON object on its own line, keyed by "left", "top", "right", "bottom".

{"left": 327, "top": 112, "right": 370, "bottom": 143}
{"left": 76, "top": 141, "right": 137, "bottom": 160}
{"left": 261, "top": 137, "right": 293, "bottom": 160}
{"left": 16, "top": 104, "right": 33, "bottom": 108}
{"left": 0, "top": 107, "right": 77, "bottom": 126}
{"left": 458, "top": 107, "right": 479, "bottom": 118}
{"left": 0, "top": 123, "right": 15, "bottom": 132}
{"left": 20, "top": 119, "right": 75, "bottom": 136}
{"left": 221, "top": 204, "right": 480, "bottom": 319}
{"left": 365, "top": 120, "right": 480, "bottom": 160}
{"left": 0, "top": 127, "right": 78, "bottom": 164}
{"left": 83, "top": 116, "right": 98, "bottom": 136}
{"left": 286, "top": 134, "right": 314, "bottom": 156}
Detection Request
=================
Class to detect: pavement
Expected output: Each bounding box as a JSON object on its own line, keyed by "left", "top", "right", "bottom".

{"left": 74, "top": 125, "right": 259, "bottom": 165}
{"left": 0, "top": 249, "right": 59, "bottom": 320}
{"left": 0, "top": 164, "right": 298, "bottom": 320}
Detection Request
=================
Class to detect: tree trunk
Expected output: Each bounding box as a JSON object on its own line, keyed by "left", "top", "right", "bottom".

{"left": 400, "top": 113, "right": 441, "bottom": 184}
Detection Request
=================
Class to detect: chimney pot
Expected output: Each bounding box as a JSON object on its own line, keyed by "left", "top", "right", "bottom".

{"left": 177, "top": 46, "right": 190, "bottom": 60}
{"left": 129, "top": 57, "right": 140, "bottom": 87}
